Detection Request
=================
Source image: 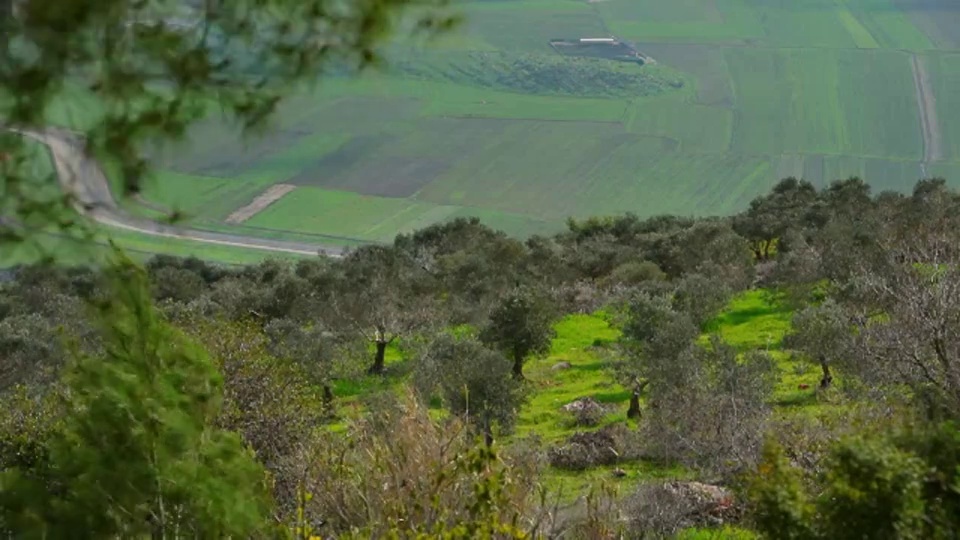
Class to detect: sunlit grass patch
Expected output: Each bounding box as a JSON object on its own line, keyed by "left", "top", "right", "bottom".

{"left": 515, "top": 313, "right": 626, "bottom": 443}
{"left": 540, "top": 459, "right": 693, "bottom": 505}
{"left": 703, "top": 289, "right": 793, "bottom": 351}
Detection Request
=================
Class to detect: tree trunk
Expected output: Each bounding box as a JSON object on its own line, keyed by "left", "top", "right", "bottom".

{"left": 512, "top": 353, "right": 524, "bottom": 380}
{"left": 627, "top": 390, "right": 641, "bottom": 419}
{"left": 819, "top": 358, "right": 833, "bottom": 389}
{"left": 368, "top": 340, "right": 387, "bottom": 375}
{"left": 322, "top": 383, "right": 334, "bottom": 408}
{"left": 483, "top": 426, "right": 494, "bottom": 447}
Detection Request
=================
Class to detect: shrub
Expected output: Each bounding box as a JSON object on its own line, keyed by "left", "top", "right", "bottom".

{"left": 297, "top": 391, "right": 542, "bottom": 537}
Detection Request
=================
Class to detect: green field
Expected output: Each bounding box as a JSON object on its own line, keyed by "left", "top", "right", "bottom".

{"left": 37, "top": 0, "right": 960, "bottom": 245}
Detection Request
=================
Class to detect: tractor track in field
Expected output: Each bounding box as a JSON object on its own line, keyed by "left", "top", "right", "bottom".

{"left": 16, "top": 127, "right": 351, "bottom": 259}
{"left": 910, "top": 53, "right": 942, "bottom": 176}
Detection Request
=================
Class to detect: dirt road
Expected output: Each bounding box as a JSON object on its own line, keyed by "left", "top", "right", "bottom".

{"left": 910, "top": 54, "right": 942, "bottom": 173}
{"left": 17, "top": 128, "right": 349, "bottom": 259}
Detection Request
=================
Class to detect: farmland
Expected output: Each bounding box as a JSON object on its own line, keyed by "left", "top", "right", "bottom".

{"left": 37, "top": 0, "right": 960, "bottom": 249}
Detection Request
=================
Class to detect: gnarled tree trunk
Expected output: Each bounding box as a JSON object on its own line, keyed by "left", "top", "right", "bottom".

{"left": 627, "top": 380, "right": 647, "bottom": 419}
{"left": 512, "top": 352, "right": 524, "bottom": 380}
{"left": 627, "top": 391, "right": 642, "bottom": 419}
{"left": 819, "top": 358, "right": 833, "bottom": 388}
{"left": 368, "top": 339, "right": 387, "bottom": 375}
{"left": 322, "top": 383, "right": 334, "bottom": 408}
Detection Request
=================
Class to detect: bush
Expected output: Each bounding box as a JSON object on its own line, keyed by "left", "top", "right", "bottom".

{"left": 297, "top": 391, "right": 542, "bottom": 537}
{"left": 746, "top": 422, "right": 960, "bottom": 540}
{"left": 562, "top": 396, "right": 616, "bottom": 428}
{"left": 548, "top": 424, "right": 641, "bottom": 470}
{"left": 413, "top": 333, "right": 524, "bottom": 438}
{"left": 624, "top": 481, "right": 740, "bottom": 537}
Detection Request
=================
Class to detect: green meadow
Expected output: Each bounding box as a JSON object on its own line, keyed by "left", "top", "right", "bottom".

{"left": 28, "top": 0, "right": 960, "bottom": 250}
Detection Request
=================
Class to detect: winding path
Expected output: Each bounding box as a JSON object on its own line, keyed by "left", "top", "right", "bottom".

{"left": 910, "top": 54, "right": 943, "bottom": 176}
{"left": 18, "top": 127, "right": 347, "bottom": 259}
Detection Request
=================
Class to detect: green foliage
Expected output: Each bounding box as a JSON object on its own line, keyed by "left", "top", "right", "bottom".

{"left": 747, "top": 423, "right": 960, "bottom": 540}
{"left": 733, "top": 178, "right": 818, "bottom": 261}
{"left": 0, "top": 387, "right": 60, "bottom": 475}
{"left": 0, "top": 253, "right": 272, "bottom": 537}
{"left": 746, "top": 441, "right": 817, "bottom": 540}
{"left": 783, "top": 299, "right": 851, "bottom": 384}
{"left": 183, "top": 317, "right": 329, "bottom": 518}
{"left": 298, "top": 391, "right": 538, "bottom": 538}
{"left": 480, "top": 286, "right": 557, "bottom": 379}
{"left": 414, "top": 332, "right": 524, "bottom": 436}
{"left": 1, "top": 0, "right": 456, "bottom": 249}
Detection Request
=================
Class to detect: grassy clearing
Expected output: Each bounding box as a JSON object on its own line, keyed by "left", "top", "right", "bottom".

{"left": 703, "top": 290, "right": 821, "bottom": 407}
{"left": 515, "top": 313, "right": 625, "bottom": 443}
{"left": 311, "top": 288, "right": 849, "bottom": 509}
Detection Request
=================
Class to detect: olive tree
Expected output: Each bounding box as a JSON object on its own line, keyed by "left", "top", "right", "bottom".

{"left": 413, "top": 333, "right": 523, "bottom": 444}
{"left": 328, "top": 245, "right": 438, "bottom": 375}
{"left": 619, "top": 291, "right": 699, "bottom": 418}
{"left": 479, "top": 286, "right": 556, "bottom": 380}
{"left": 641, "top": 337, "right": 777, "bottom": 479}
{"left": 784, "top": 298, "right": 852, "bottom": 389}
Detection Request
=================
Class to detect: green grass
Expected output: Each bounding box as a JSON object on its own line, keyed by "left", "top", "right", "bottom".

{"left": 459, "top": 0, "right": 608, "bottom": 54}
{"left": 837, "top": 7, "right": 882, "bottom": 49}
{"left": 703, "top": 290, "right": 832, "bottom": 410}
{"left": 727, "top": 47, "right": 922, "bottom": 159}
{"left": 675, "top": 526, "right": 758, "bottom": 540}
{"left": 633, "top": 43, "right": 736, "bottom": 107}
{"left": 515, "top": 313, "right": 625, "bottom": 443}
{"left": 704, "top": 290, "right": 793, "bottom": 350}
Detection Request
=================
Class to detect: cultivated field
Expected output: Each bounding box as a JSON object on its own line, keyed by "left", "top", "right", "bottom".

{"left": 41, "top": 0, "right": 960, "bottom": 246}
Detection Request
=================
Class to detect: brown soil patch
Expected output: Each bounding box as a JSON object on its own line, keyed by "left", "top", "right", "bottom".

{"left": 224, "top": 183, "right": 297, "bottom": 224}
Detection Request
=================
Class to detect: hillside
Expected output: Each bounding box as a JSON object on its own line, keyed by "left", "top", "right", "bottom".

{"left": 3, "top": 0, "right": 960, "bottom": 537}
{"left": 5, "top": 174, "right": 960, "bottom": 537}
